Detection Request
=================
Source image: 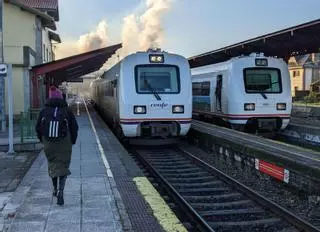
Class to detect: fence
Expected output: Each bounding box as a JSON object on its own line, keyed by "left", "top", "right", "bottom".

{"left": 19, "top": 108, "right": 40, "bottom": 143}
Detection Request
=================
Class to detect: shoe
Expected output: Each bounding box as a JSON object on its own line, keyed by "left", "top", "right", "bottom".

{"left": 53, "top": 189, "right": 57, "bottom": 197}
{"left": 57, "top": 191, "right": 64, "bottom": 206}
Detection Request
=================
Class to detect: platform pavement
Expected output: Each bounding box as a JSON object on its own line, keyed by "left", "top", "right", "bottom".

{"left": 1, "top": 105, "right": 132, "bottom": 232}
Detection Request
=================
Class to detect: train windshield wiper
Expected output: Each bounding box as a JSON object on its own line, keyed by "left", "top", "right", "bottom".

{"left": 144, "top": 80, "right": 161, "bottom": 101}
{"left": 259, "top": 92, "right": 268, "bottom": 99}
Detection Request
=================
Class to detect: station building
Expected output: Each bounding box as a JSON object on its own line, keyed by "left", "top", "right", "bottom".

{"left": 2, "top": 0, "right": 60, "bottom": 119}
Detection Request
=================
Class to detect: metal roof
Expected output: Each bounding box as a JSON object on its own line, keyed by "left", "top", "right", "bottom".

{"left": 188, "top": 18, "right": 320, "bottom": 68}
{"left": 31, "top": 43, "right": 122, "bottom": 85}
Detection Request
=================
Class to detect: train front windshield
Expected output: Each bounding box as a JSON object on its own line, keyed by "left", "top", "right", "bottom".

{"left": 244, "top": 68, "right": 282, "bottom": 93}
{"left": 135, "top": 65, "right": 180, "bottom": 94}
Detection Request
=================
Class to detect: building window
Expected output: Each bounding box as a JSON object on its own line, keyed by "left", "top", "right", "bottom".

{"left": 43, "top": 44, "right": 46, "bottom": 62}
{"left": 293, "top": 70, "right": 300, "bottom": 77}
{"left": 46, "top": 48, "right": 49, "bottom": 62}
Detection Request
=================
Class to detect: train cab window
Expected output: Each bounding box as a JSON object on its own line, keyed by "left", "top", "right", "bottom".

{"left": 244, "top": 68, "right": 282, "bottom": 93}
{"left": 135, "top": 65, "right": 180, "bottom": 94}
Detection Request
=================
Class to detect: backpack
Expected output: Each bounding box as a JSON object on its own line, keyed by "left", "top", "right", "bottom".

{"left": 40, "top": 107, "right": 69, "bottom": 140}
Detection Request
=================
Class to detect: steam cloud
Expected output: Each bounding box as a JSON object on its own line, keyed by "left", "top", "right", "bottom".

{"left": 55, "top": 0, "right": 173, "bottom": 67}
{"left": 77, "top": 20, "right": 109, "bottom": 53}
{"left": 109, "top": 0, "right": 173, "bottom": 67}
{"left": 55, "top": 20, "right": 109, "bottom": 59}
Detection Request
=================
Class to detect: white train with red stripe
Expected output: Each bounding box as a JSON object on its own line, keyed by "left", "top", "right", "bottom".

{"left": 90, "top": 48, "right": 192, "bottom": 141}
{"left": 191, "top": 53, "right": 292, "bottom": 133}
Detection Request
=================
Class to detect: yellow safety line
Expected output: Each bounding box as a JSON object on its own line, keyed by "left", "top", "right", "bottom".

{"left": 133, "top": 177, "right": 188, "bottom": 232}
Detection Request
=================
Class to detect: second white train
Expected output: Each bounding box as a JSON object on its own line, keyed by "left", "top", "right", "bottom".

{"left": 191, "top": 53, "right": 292, "bottom": 133}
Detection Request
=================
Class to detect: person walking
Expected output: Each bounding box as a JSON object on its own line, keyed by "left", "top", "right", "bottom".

{"left": 36, "top": 86, "right": 78, "bottom": 206}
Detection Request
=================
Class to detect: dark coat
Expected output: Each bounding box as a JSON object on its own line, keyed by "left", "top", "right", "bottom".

{"left": 35, "top": 98, "right": 79, "bottom": 177}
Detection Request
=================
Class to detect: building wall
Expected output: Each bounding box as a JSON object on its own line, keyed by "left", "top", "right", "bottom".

{"left": 289, "top": 68, "right": 304, "bottom": 96}
{"left": 312, "top": 68, "right": 320, "bottom": 83}
{"left": 42, "top": 28, "right": 53, "bottom": 62}
{"left": 2, "top": 3, "right": 55, "bottom": 115}
{"left": 3, "top": 3, "right": 37, "bottom": 115}
{"left": 4, "top": 67, "right": 25, "bottom": 115}
{"left": 3, "top": 3, "right": 36, "bottom": 64}
{"left": 305, "top": 68, "right": 313, "bottom": 91}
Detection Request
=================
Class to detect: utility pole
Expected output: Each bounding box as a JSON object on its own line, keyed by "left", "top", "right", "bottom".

{"left": 0, "top": 0, "right": 5, "bottom": 132}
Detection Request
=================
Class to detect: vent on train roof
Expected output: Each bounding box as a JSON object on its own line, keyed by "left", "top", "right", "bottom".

{"left": 147, "top": 48, "right": 162, "bottom": 53}
{"left": 249, "top": 52, "right": 265, "bottom": 57}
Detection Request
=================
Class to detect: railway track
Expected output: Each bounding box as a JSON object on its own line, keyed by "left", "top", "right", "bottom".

{"left": 133, "top": 146, "right": 320, "bottom": 232}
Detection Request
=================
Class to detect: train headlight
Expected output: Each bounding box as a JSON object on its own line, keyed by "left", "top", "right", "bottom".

{"left": 255, "top": 58, "right": 268, "bottom": 66}
{"left": 244, "top": 103, "right": 255, "bottom": 111}
{"left": 134, "top": 105, "right": 146, "bottom": 114}
{"left": 149, "top": 54, "right": 164, "bottom": 63}
{"left": 277, "top": 103, "right": 286, "bottom": 110}
{"left": 172, "top": 105, "right": 184, "bottom": 113}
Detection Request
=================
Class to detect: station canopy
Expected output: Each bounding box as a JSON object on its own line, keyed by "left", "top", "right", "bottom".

{"left": 188, "top": 18, "right": 320, "bottom": 68}
{"left": 31, "top": 43, "right": 122, "bottom": 84}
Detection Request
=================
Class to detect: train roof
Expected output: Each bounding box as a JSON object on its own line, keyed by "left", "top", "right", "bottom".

{"left": 191, "top": 53, "right": 285, "bottom": 73}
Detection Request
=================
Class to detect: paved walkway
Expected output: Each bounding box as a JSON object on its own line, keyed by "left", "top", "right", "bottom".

{"left": 1, "top": 107, "right": 128, "bottom": 232}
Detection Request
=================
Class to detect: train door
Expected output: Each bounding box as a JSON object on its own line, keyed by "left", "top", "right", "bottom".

{"left": 215, "top": 75, "right": 223, "bottom": 112}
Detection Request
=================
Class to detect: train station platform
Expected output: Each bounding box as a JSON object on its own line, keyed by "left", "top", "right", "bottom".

{"left": 1, "top": 101, "right": 184, "bottom": 232}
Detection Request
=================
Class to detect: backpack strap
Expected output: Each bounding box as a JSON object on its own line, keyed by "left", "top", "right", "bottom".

{"left": 54, "top": 107, "right": 58, "bottom": 118}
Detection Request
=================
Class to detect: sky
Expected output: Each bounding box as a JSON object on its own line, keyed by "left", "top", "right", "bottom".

{"left": 55, "top": 0, "right": 320, "bottom": 60}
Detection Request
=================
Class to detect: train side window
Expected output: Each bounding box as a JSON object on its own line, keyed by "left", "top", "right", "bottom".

{"left": 201, "top": 81, "right": 210, "bottom": 96}
{"left": 192, "top": 82, "right": 201, "bottom": 96}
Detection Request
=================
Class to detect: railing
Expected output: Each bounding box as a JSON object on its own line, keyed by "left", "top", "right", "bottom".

{"left": 19, "top": 108, "right": 41, "bottom": 143}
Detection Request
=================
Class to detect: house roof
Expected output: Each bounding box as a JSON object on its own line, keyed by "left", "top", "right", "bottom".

{"left": 48, "top": 31, "right": 61, "bottom": 43}
{"left": 17, "top": 0, "right": 58, "bottom": 9}
{"left": 16, "top": 0, "right": 59, "bottom": 21}
{"left": 5, "top": 0, "right": 56, "bottom": 30}
{"left": 189, "top": 18, "right": 320, "bottom": 68}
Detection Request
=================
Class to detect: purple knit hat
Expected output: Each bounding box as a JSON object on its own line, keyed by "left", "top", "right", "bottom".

{"left": 49, "top": 86, "right": 63, "bottom": 99}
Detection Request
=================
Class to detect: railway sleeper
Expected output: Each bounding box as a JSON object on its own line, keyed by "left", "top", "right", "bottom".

{"left": 155, "top": 167, "right": 201, "bottom": 173}
{"left": 200, "top": 207, "right": 266, "bottom": 218}
{"left": 147, "top": 157, "right": 186, "bottom": 162}
{"left": 208, "top": 218, "right": 286, "bottom": 232}
{"left": 164, "top": 175, "right": 217, "bottom": 183}
{"left": 172, "top": 180, "right": 223, "bottom": 188}
{"left": 152, "top": 164, "right": 196, "bottom": 169}
{"left": 178, "top": 187, "right": 231, "bottom": 195}
{"left": 148, "top": 160, "right": 192, "bottom": 166}
{"left": 190, "top": 200, "right": 255, "bottom": 210}
{"left": 184, "top": 193, "right": 244, "bottom": 203}
{"left": 161, "top": 171, "right": 208, "bottom": 178}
